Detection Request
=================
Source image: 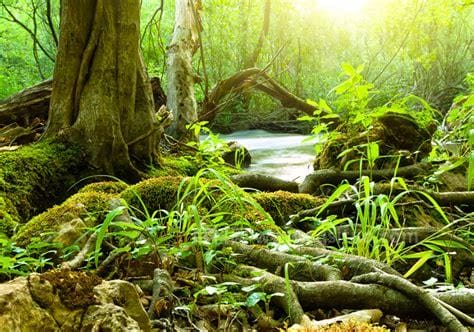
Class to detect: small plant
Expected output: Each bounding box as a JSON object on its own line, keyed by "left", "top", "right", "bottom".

{"left": 186, "top": 121, "right": 230, "bottom": 167}
{"left": 0, "top": 235, "right": 60, "bottom": 280}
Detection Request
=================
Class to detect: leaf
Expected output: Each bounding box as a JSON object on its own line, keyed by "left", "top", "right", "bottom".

{"left": 403, "top": 250, "right": 434, "bottom": 278}
{"left": 95, "top": 206, "right": 126, "bottom": 268}
{"left": 341, "top": 62, "right": 357, "bottom": 76}
{"left": 317, "top": 183, "right": 352, "bottom": 216}
{"left": 246, "top": 292, "right": 266, "bottom": 307}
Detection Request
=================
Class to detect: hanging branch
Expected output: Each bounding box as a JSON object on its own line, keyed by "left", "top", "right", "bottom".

{"left": 0, "top": 3, "right": 55, "bottom": 62}
{"left": 243, "top": 0, "right": 271, "bottom": 68}
{"left": 45, "top": 0, "right": 59, "bottom": 47}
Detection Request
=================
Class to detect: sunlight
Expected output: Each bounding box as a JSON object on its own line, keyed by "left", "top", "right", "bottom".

{"left": 294, "top": 0, "right": 370, "bottom": 18}
{"left": 317, "top": 0, "right": 369, "bottom": 16}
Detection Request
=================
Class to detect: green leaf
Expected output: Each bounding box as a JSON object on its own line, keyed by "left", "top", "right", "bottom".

{"left": 341, "top": 62, "right": 357, "bottom": 76}
{"left": 245, "top": 292, "right": 266, "bottom": 307}
{"left": 403, "top": 250, "right": 434, "bottom": 278}
{"left": 95, "top": 206, "right": 127, "bottom": 268}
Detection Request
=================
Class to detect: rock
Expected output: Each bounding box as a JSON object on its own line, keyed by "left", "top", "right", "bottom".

{"left": 0, "top": 277, "right": 60, "bottom": 331}
{"left": 0, "top": 271, "right": 151, "bottom": 331}
{"left": 314, "top": 112, "right": 435, "bottom": 170}
{"left": 94, "top": 280, "right": 151, "bottom": 332}
{"left": 53, "top": 217, "right": 87, "bottom": 248}
{"left": 81, "top": 304, "right": 142, "bottom": 331}
{"left": 222, "top": 141, "right": 251, "bottom": 168}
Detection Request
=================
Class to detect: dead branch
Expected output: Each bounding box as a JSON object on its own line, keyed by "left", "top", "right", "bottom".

{"left": 60, "top": 233, "right": 97, "bottom": 270}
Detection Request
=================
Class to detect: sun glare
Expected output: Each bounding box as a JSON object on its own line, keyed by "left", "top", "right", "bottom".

{"left": 294, "top": 0, "right": 370, "bottom": 18}
{"left": 317, "top": 0, "right": 369, "bottom": 15}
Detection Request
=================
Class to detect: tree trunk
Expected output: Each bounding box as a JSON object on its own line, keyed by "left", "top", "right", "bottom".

{"left": 166, "top": 0, "right": 200, "bottom": 141}
{"left": 45, "top": 0, "right": 159, "bottom": 181}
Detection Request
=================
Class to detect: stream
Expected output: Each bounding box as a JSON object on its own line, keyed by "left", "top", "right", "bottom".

{"left": 218, "top": 130, "right": 317, "bottom": 183}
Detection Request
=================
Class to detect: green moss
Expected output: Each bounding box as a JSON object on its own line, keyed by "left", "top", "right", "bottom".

{"left": 13, "top": 191, "right": 114, "bottom": 247}
{"left": 0, "top": 141, "right": 83, "bottom": 221}
{"left": 252, "top": 191, "right": 323, "bottom": 226}
{"left": 150, "top": 156, "right": 199, "bottom": 177}
{"left": 121, "top": 176, "right": 185, "bottom": 213}
{"left": 0, "top": 196, "right": 20, "bottom": 237}
{"left": 78, "top": 181, "right": 129, "bottom": 195}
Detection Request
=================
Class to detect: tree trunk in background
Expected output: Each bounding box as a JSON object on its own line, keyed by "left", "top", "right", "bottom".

{"left": 166, "top": 0, "right": 200, "bottom": 141}
{"left": 45, "top": 0, "right": 159, "bottom": 181}
{"left": 243, "top": 0, "right": 271, "bottom": 69}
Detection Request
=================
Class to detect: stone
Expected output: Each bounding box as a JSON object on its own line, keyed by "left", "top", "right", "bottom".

{"left": 94, "top": 280, "right": 151, "bottom": 332}
{"left": 222, "top": 141, "right": 251, "bottom": 168}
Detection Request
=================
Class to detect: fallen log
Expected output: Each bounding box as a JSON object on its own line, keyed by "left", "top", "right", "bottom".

{"left": 0, "top": 77, "right": 167, "bottom": 127}
{"left": 0, "top": 79, "right": 52, "bottom": 126}
{"left": 200, "top": 68, "right": 334, "bottom": 124}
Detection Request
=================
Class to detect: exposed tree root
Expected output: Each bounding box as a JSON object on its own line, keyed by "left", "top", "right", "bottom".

{"left": 300, "top": 163, "right": 432, "bottom": 194}
{"left": 351, "top": 272, "right": 468, "bottom": 331}
{"left": 224, "top": 265, "right": 473, "bottom": 323}
{"left": 231, "top": 173, "right": 299, "bottom": 193}
{"left": 291, "top": 246, "right": 401, "bottom": 278}
{"left": 60, "top": 233, "right": 97, "bottom": 270}
{"left": 225, "top": 241, "right": 342, "bottom": 281}
{"left": 225, "top": 265, "right": 306, "bottom": 324}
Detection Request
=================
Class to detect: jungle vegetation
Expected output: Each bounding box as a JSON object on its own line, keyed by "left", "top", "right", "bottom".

{"left": 0, "top": 0, "right": 472, "bottom": 331}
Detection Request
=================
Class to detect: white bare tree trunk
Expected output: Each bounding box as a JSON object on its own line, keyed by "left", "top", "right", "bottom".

{"left": 166, "top": 0, "right": 200, "bottom": 141}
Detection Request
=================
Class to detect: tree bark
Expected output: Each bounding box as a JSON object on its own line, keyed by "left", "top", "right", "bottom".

{"left": 166, "top": 0, "right": 200, "bottom": 141}
{"left": 45, "top": 0, "right": 159, "bottom": 181}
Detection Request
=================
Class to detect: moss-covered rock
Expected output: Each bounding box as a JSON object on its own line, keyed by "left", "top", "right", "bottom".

{"left": 252, "top": 191, "right": 323, "bottom": 226}
{"left": 0, "top": 141, "right": 83, "bottom": 222}
{"left": 13, "top": 191, "right": 114, "bottom": 247}
{"left": 0, "top": 196, "right": 19, "bottom": 237}
{"left": 151, "top": 156, "right": 199, "bottom": 177}
{"left": 314, "top": 113, "right": 435, "bottom": 170}
{"left": 79, "top": 181, "right": 129, "bottom": 195}
{"left": 121, "top": 176, "right": 185, "bottom": 213}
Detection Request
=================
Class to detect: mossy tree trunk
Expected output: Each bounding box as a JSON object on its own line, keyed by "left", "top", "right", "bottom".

{"left": 45, "top": 0, "right": 159, "bottom": 181}
{"left": 166, "top": 0, "right": 200, "bottom": 141}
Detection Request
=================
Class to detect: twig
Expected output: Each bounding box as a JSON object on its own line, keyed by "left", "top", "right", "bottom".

{"left": 60, "top": 233, "right": 97, "bottom": 270}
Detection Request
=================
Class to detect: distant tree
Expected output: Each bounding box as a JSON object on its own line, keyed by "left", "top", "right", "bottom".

{"left": 45, "top": 0, "right": 160, "bottom": 181}
{"left": 166, "top": 0, "right": 201, "bottom": 141}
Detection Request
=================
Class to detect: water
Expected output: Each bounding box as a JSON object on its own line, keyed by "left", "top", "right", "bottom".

{"left": 218, "top": 130, "right": 316, "bottom": 183}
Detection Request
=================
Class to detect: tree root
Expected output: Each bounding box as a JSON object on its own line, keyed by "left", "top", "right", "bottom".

{"left": 299, "top": 163, "right": 431, "bottom": 194}
{"left": 231, "top": 173, "right": 299, "bottom": 193}
{"left": 224, "top": 265, "right": 473, "bottom": 323}
{"left": 224, "top": 265, "right": 306, "bottom": 324}
{"left": 225, "top": 241, "right": 342, "bottom": 281}
{"left": 351, "top": 272, "right": 468, "bottom": 331}
{"left": 148, "top": 268, "right": 174, "bottom": 320}
{"left": 291, "top": 246, "right": 401, "bottom": 278}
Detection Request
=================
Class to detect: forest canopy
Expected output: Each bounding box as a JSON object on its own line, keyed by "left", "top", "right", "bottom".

{"left": 1, "top": 0, "right": 472, "bottom": 118}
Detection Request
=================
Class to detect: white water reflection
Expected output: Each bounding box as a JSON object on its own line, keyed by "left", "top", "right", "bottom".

{"left": 218, "top": 130, "right": 317, "bottom": 183}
